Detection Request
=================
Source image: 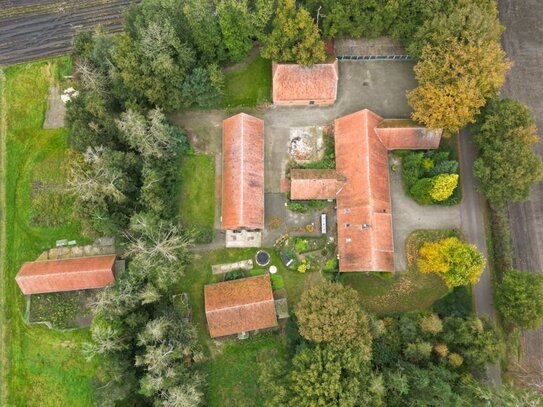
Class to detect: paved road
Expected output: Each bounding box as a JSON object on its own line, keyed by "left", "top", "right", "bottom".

{"left": 459, "top": 130, "right": 501, "bottom": 386}
{"left": 499, "top": 0, "right": 543, "bottom": 378}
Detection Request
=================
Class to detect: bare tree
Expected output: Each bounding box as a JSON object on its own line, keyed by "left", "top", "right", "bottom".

{"left": 116, "top": 108, "right": 180, "bottom": 159}
{"left": 68, "top": 146, "right": 126, "bottom": 203}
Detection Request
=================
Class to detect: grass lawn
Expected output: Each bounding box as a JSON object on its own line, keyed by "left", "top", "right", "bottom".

{"left": 202, "top": 333, "right": 286, "bottom": 407}
{"left": 177, "top": 247, "right": 308, "bottom": 405}
{"left": 0, "top": 59, "right": 101, "bottom": 406}
{"left": 221, "top": 56, "right": 272, "bottom": 108}
{"left": 177, "top": 248, "right": 309, "bottom": 351}
{"left": 179, "top": 154, "right": 215, "bottom": 230}
{"left": 342, "top": 229, "right": 456, "bottom": 314}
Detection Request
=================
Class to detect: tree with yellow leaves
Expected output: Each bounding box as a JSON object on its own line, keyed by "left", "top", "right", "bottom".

{"left": 418, "top": 237, "right": 486, "bottom": 288}
{"left": 430, "top": 174, "right": 459, "bottom": 202}
{"left": 408, "top": 38, "right": 511, "bottom": 134}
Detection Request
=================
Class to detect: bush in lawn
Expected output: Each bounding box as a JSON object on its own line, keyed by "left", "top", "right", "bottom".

{"left": 430, "top": 174, "right": 459, "bottom": 202}
{"left": 271, "top": 274, "right": 284, "bottom": 290}
{"left": 496, "top": 269, "right": 543, "bottom": 330}
{"left": 225, "top": 269, "right": 246, "bottom": 281}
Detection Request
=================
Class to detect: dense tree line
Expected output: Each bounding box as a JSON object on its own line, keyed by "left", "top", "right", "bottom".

{"left": 259, "top": 282, "right": 514, "bottom": 406}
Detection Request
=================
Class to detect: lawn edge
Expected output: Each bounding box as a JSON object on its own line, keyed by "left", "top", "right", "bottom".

{"left": 0, "top": 68, "right": 8, "bottom": 406}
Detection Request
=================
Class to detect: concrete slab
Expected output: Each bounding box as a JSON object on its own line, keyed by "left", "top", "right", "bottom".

{"left": 225, "top": 230, "right": 261, "bottom": 248}
{"left": 43, "top": 85, "right": 66, "bottom": 129}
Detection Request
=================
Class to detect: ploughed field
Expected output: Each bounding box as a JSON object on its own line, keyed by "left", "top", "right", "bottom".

{"left": 0, "top": 0, "right": 136, "bottom": 66}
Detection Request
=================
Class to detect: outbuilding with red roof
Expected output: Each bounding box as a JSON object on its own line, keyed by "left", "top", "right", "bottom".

{"left": 15, "top": 255, "right": 116, "bottom": 295}
{"left": 204, "top": 274, "right": 278, "bottom": 338}
{"left": 221, "top": 113, "right": 265, "bottom": 231}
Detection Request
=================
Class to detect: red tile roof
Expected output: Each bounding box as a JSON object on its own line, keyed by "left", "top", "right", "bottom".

{"left": 272, "top": 60, "right": 339, "bottom": 105}
{"left": 221, "top": 113, "right": 265, "bottom": 230}
{"left": 335, "top": 110, "right": 394, "bottom": 272}
{"left": 204, "top": 274, "right": 278, "bottom": 338}
{"left": 290, "top": 169, "right": 345, "bottom": 200}
{"left": 376, "top": 119, "right": 442, "bottom": 149}
{"left": 289, "top": 110, "right": 442, "bottom": 272}
{"left": 15, "top": 255, "right": 116, "bottom": 294}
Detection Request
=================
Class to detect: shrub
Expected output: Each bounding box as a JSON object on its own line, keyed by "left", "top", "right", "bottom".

{"left": 294, "top": 238, "right": 310, "bottom": 253}
{"left": 430, "top": 174, "right": 459, "bottom": 202}
{"left": 429, "top": 160, "right": 458, "bottom": 177}
{"left": 297, "top": 260, "right": 308, "bottom": 273}
{"left": 271, "top": 274, "right": 284, "bottom": 290}
{"left": 324, "top": 259, "right": 338, "bottom": 272}
{"left": 410, "top": 178, "right": 434, "bottom": 205}
{"left": 402, "top": 152, "right": 425, "bottom": 190}
{"left": 224, "top": 269, "right": 245, "bottom": 281}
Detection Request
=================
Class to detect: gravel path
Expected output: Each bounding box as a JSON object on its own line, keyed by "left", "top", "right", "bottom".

{"left": 0, "top": 0, "right": 136, "bottom": 66}
{"left": 499, "top": 0, "right": 543, "bottom": 380}
{"left": 459, "top": 130, "right": 501, "bottom": 386}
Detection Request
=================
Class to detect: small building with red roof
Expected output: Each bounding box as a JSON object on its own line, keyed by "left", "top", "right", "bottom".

{"left": 15, "top": 255, "right": 116, "bottom": 295}
{"left": 221, "top": 113, "right": 265, "bottom": 231}
{"left": 272, "top": 59, "right": 339, "bottom": 106}
{"left": 204, "top": 274, "right": 278, "bottom": 338}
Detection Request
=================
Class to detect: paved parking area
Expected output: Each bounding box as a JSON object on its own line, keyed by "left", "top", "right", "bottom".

{"left": 389, "top": 160, "right": 461, "bottom": 271}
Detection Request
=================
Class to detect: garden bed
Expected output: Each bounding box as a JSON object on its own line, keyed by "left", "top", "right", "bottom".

{"left": 27, "top": 290, "right": 96, "bottom": 329}
{"left": 399, "top": 140, "right": 461, "bottom": 206}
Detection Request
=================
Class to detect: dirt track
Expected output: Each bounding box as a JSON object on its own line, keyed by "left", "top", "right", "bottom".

{"left": 499, "top": 0, "right": 543, "bottom": 384}
{"left": 0, "top": 0, "right": 135, "bottom": 66}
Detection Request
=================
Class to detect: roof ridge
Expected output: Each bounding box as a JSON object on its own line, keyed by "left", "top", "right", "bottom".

{"left": 206, "top": 298, "right": 275, "bottom": 313}
{"left": 17, "top": 266, "right": 114, "bottom": 279}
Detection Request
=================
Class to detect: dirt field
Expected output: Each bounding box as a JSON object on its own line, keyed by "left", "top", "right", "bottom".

{"left": 0, "top": 0, "right": 136, "bottom": 66}
{"left": 499, "top": 0, "right": 543, "bottom": 386}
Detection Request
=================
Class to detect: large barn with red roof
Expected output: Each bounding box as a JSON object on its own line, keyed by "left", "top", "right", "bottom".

{"left": 15, "top": 255, "right": 116, "bottom": 295}
{"left": 290, "top": 109, "right": 442, "bottom": 272}
{"left": 221, "top": 113, "right": 265, "bottom": 231}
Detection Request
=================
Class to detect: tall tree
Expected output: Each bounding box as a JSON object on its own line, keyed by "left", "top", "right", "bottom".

{"left": 217, "top": 0, "right": 253, "bottom": 62}
{"left": 496, "top": 269, "right": 543, "bottom": 330}
{"left": 408, "top": 38, "right": 510, "bottom": 134}
{"left": 183, "top": 0, "right": 225, "bottom": 63}
{"left": 295, "top": 281, "right": 372, "bottom": 357}
{"left": 262, "top": 0, "right": 325, "bottom": 67}
{"left": 305, "top": 0, "right": 398, "bottom": 39}
{"left": 473, "top": 98, "right": 543, "bottom": 203}
{"left": 407, "top": 0, "right": 503, "bottom": 56}
{"left": 417, "top": 237, "right": 486, "bottom": 288}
